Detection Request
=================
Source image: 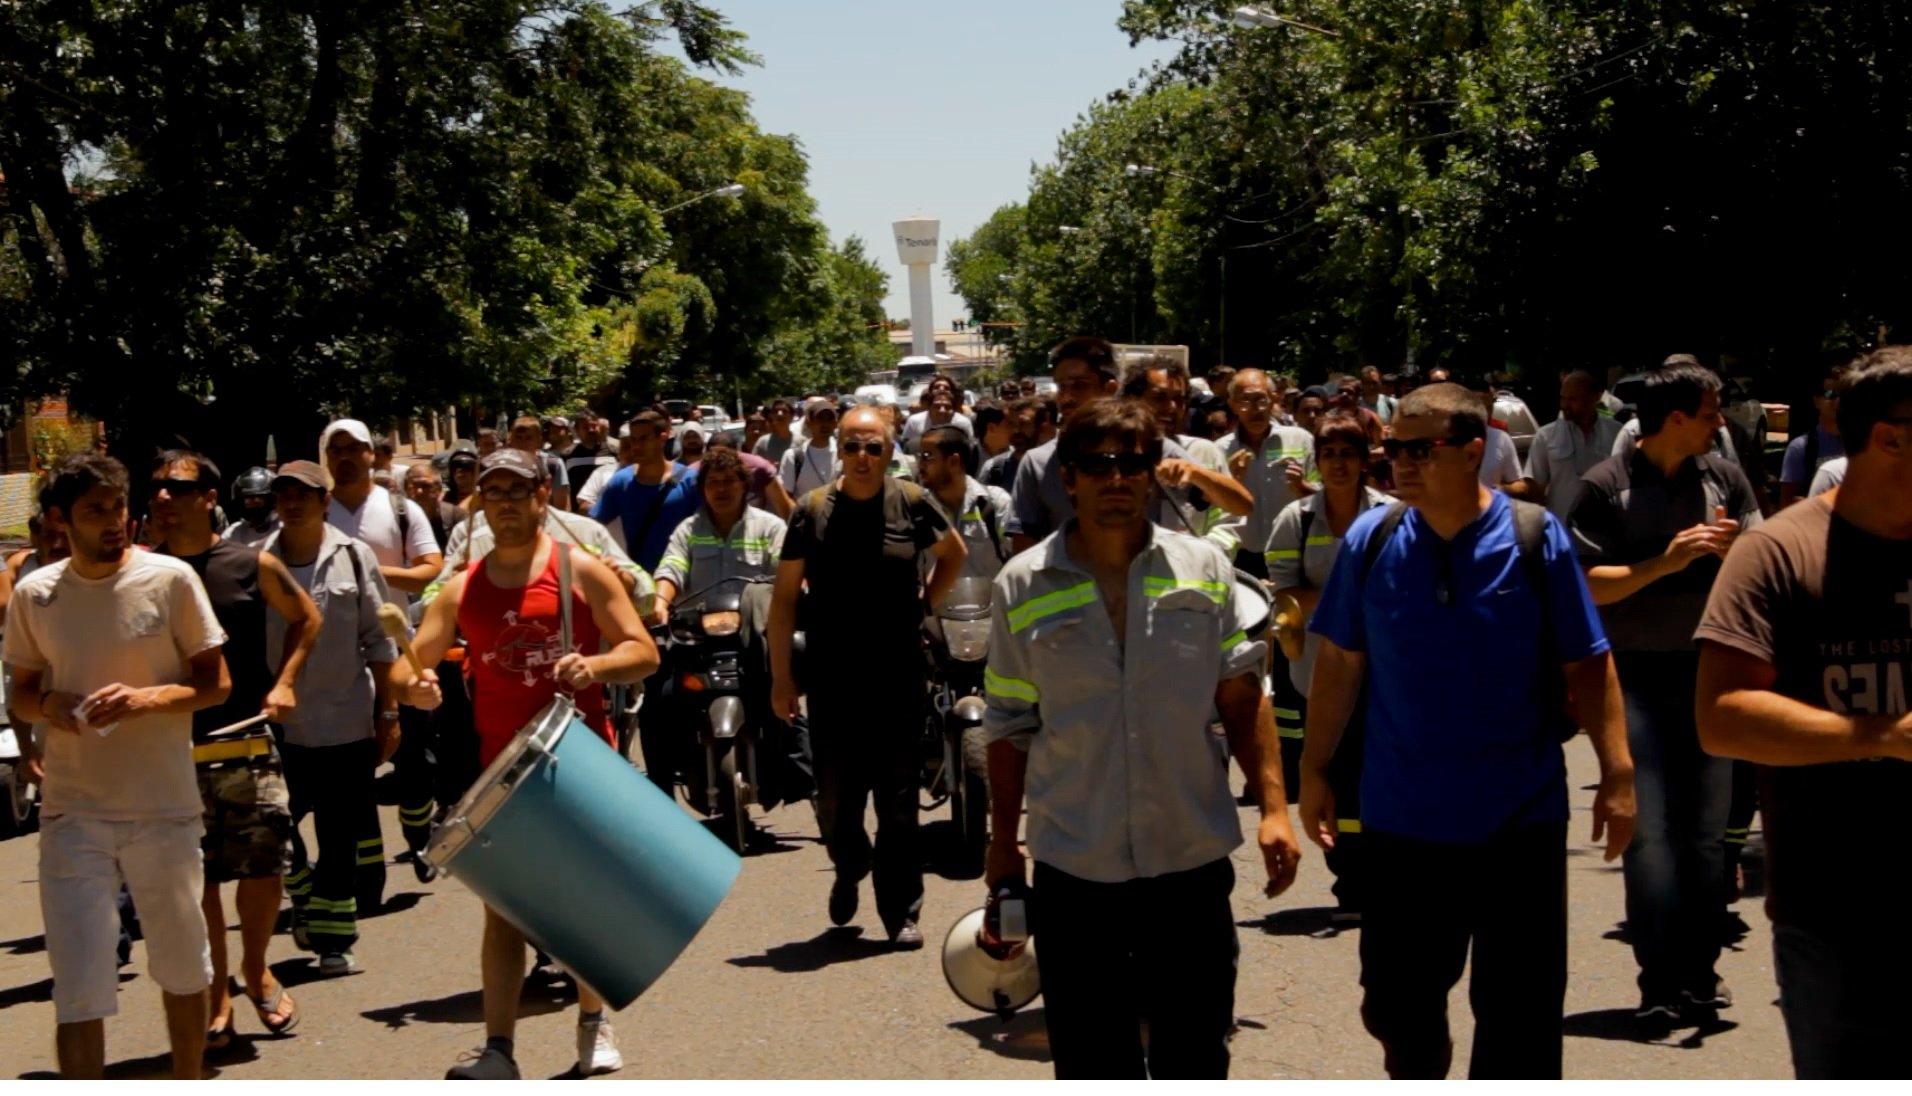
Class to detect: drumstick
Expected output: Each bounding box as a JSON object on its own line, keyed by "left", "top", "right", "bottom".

{"left": 377, "top": 602, "right": 427, "bottom": 680}
{"left": 204, "top": 712, "right": 271, "bottom": 739}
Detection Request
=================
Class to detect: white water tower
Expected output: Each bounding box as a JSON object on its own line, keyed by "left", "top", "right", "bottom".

{"left": 893, "top": 216, "right": 940, "bottom": 358}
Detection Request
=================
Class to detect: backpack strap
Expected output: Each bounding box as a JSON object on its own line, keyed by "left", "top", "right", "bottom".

{"left": 385, "top": 487, "right": 413, "bottom": 563}
{"left": 976, "top": 492, "right": 1010, "bottom": 564}
{"left": 1296, "top": 506, "right": 1316, "bottom": 588}
{"left": 1358, "top": 502, "right": 1410, "bottom": 586}
{"left": 1803, "top": 425, "right": 1820, "bottom": 478}
{"left": 1511, "top": 498, "right": 1550, "bottom": 608}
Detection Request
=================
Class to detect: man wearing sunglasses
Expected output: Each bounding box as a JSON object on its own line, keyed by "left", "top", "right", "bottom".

{"left": 982, "top": 397, "right": 1300, "bottom": 1079}
{"left": 1302, "top": 383, "right": 1634, "bottom": 1079}
{"left": 150, "top": 450, "right": 322, "bottom": 1049}
{"left": 1778, "top": 362, "right": 1852, "bottom": 508}
{"left": 770, "top": 406, "right": 967, "bottom": 949}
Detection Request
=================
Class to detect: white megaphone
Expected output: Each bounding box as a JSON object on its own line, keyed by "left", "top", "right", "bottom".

{"left": 941, "top": 906, "right": 1041, "bottom": 1020}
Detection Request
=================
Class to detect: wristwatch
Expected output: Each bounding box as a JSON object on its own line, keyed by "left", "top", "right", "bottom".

{"left": 377, "top": 709, "right": 401, "bottom": 724}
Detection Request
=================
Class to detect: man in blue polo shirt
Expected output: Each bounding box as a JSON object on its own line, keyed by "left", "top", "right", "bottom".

{"left": 590, "top": 410, "right": 701, "bottom": 573}
{"left": 1300, "top": 382, "right": 1636, "bottom": 1080}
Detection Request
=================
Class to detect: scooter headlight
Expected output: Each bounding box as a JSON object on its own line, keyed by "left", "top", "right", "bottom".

{"left": 943, "top": 619, "right": 991, "bottom": 662}
{"left": 701, "top": 610, "right": 742, "bottom": 637}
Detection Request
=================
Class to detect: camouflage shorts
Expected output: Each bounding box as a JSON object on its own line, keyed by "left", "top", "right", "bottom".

{"left": 197, "top": 747, "right": 295, "bottom": 884}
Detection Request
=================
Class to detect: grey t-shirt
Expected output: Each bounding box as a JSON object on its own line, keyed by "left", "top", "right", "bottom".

{"left": 1569, "top": 449, "right": 1762, "bottom": 652}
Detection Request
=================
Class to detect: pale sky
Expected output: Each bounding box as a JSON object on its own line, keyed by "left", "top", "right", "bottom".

{"left": 678, "top": 0, "right": 1179, "bottom": 325}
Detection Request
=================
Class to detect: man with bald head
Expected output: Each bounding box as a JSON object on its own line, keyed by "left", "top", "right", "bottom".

{"left": 1221, "top": 368, "right": 1317, "bottom": 579}
{"left": 1523, "top": 370, "right": 1623, "bottom": 520}
{"left": 770, "top": 404, "right": 967, "bottom": 948}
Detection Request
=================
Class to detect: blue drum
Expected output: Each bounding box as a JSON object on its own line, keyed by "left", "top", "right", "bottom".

{"left": 424, "top": 696, "right": 741, "bottom": 1009}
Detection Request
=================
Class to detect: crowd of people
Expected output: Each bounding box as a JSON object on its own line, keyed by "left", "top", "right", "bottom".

{"left": 2, "top": 333, "right": 1906, "bottom": 1081}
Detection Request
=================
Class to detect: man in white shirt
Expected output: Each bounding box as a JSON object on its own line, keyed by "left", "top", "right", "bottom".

{"left": 5, "top": 453, "right": 230, "bottom": 1079}
{"left": 1463, "top": 377, "right": 1531, "bottom": 495}
{"left": 1524, "top": 370, "right": 1624, "bottom": 520}
{"left": 779, "top": 399, "right": 840, "bottom": 499}
{"left": 320, "top": 419, "right": 443, "bottom": 595}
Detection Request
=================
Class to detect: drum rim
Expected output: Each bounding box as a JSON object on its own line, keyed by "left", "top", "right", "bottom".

{"left": 423, "top": 695, "right": 576, "bottom": 869}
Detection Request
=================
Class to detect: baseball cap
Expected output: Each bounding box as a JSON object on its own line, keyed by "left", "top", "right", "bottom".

{"left": 272, "top": 460, "right": 327, "bottom": 491}
{"left": 479, "top": 448, "right": 544, "bottom": 482}
{"left": 319, "top": 418, "right": 373, "bottom": 457}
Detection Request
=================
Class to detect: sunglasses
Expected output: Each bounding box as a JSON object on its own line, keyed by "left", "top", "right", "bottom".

{"left": 1381, "top": 437, "right": 1464, "bottom": 464}
{"left": 1820, "top": 389, "right": 1843, "bottom": 400}
{"left": 149, "top": 478, "right": 208, "bottom": 497}
{"left": 839, "top": 439, "right": 887, "bottom": 457}
{"left": 479, "top": 483, "right": 534, "bottom": 502}
{"left": 1069, "top": 452, "right": 1155, "bottom": 479}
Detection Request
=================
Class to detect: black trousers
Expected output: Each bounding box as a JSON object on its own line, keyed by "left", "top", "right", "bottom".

{"left": 1032, "top": 857, "right": 1239, "bottom": 1079}
{"left": 283, "top": 738, "right": 383, "bottom": 952}
{"left": 809, "top": 676, "right": 923, "bottom": 933}
{"left": 1322, "top": 698, "right": 1368, "bottom": 913}
{"left": 395, "top": 705, "right": 438, "bottom": 855}
{"left": 1359, "top": 820, "right": 1567, "bottom": 1079}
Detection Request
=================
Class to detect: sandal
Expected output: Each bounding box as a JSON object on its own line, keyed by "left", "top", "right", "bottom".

{"left": 205, "top": 1014, "right": 234, "bottom": 1053}
{"left": 233, "top": 975, "right": 300, "bottom": 1035}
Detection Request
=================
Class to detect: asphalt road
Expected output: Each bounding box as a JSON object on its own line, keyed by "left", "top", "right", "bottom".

{"left": 0, "top": 737, "right": 1792, "bottom": 1080}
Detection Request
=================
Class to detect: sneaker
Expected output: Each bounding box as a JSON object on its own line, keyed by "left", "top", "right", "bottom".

{"left": 1633, "top": 1000, "right": 1682, "bottom": 1035}
{"left": 318, "top": 951, "right": 358, "bottom": 977}
{"left": 576, "top": 1015, "right": 624, "bottom": 1076}
{"left": 828, "top": 878, "right": 859, "bottom": 927}
{"left": 447, "top": 1046, "right": 521, "bottom": 1080}
{"left": 891, "top": 922, "right": 925, "bottom": 950}
{"left": 1683, "top": 981, "right": 1733, "bottom": 1012}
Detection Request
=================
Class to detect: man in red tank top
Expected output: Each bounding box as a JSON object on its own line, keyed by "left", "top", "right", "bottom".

{"left": 392, "top": 448, "right": 658, "bottom": 1080}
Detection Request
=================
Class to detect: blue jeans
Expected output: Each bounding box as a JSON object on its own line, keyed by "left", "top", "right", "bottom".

{"left": 1616, "top": 652, "right": 1731, "bottom": 1002}
{"left": 1774, "top": 923, "right": 1911, "bottom": 1078}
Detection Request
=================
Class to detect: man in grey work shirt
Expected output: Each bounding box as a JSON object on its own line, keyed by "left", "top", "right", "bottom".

{"left": 1218, "top": 368, "right": 1316, "bottom": 578}
{"left": 982, "top": 398, "right": 1301, "bottom": 1079}
{"left": 261, "top": 461, "right": 399, "bottom": 975}
{"left": 1008, "top": 336, "right": 1250, "bottom": 554}
{"left": 1523, "top": 370, "right": 1623, "bottom": 520}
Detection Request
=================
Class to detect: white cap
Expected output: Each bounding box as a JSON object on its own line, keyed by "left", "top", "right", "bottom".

{"left": 316, "top": 418, "right": 374, "bottom": 490}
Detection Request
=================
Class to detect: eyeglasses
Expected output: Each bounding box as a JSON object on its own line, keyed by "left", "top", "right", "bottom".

{"left": 1820, "top": 389, "right": 1843, "bottom": 400}
{"left": 1381, "top": 437, "right": 1465, "bottom": 464}
{"left": 839, "top": 439, "right": 888, "bottom": 457}
{"left": 1069, "top": 452, "right": 1155, "bottom": 479}
{"left": 149, "top": 478, "right": 206, "bottom": 497}
{"left": 479, "top": 483, "right": 534, "bottom": 502}
{"left": 1233, "top": 395, "right": 1274, "bottom": 410}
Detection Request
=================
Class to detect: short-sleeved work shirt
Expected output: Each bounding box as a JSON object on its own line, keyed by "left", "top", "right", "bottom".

{"left": 1526, "top": 416, "right": 1623, "bottom": 520}
{"left": 654, "top": 505, "right": 786, "bottom": 594}
{"left": 982, "top": 523, "right": 1268, "bottom": 883}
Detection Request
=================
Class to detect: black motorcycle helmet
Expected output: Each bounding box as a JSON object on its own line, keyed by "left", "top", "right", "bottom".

{"left": 235, "top": 467, "right": 273, "bottom": 499}
{"left": 234, "top": 467, "right": 277, "bottom": 530}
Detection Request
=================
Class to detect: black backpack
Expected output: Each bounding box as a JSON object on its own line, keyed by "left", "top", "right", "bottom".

{"left": 1358, "top": 499, "right": 1578, "bottom": 742}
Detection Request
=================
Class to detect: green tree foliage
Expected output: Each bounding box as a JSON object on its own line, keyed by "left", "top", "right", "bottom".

{"left": 0, "top": 0, "right": 883, "bottom": 468}
{"left": 951, "top": 0, "right": 1912, "bottom": 393}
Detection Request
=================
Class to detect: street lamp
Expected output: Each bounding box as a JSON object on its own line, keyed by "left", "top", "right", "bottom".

{"left": 1229, "top": 5, "right": 1339, "bottom": 37}
{"left": 659, "top": 182, "right": 746, "bottom": 216}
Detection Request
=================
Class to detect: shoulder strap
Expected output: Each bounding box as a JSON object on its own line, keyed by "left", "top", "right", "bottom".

{"left": 386, "top": 487, "right": 412, "bottom": 561}
{"left": 1804, "top": 425, "right": 1820, "bottom": 475}
{"left": 1358, "top": 502, "right": 1410, "bottom": 586}
{"left": 977, "top": 492, "right": 1009, "bottom": 563}
{"left": 628, "top": 466, "right": 678, "bottom": 551}
{"left": 1511, "top": 499, "right": 1549, "bottom": 600}
{"left": 1297, "top": 506, "right": 1315, "bottom": 587}
{"left": 557, "top": 541, "right": 575, "bottom": 657}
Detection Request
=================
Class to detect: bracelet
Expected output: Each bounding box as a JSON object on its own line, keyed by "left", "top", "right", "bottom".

{"left": 377, "top": 709, "right": 401, "bottom": 723}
